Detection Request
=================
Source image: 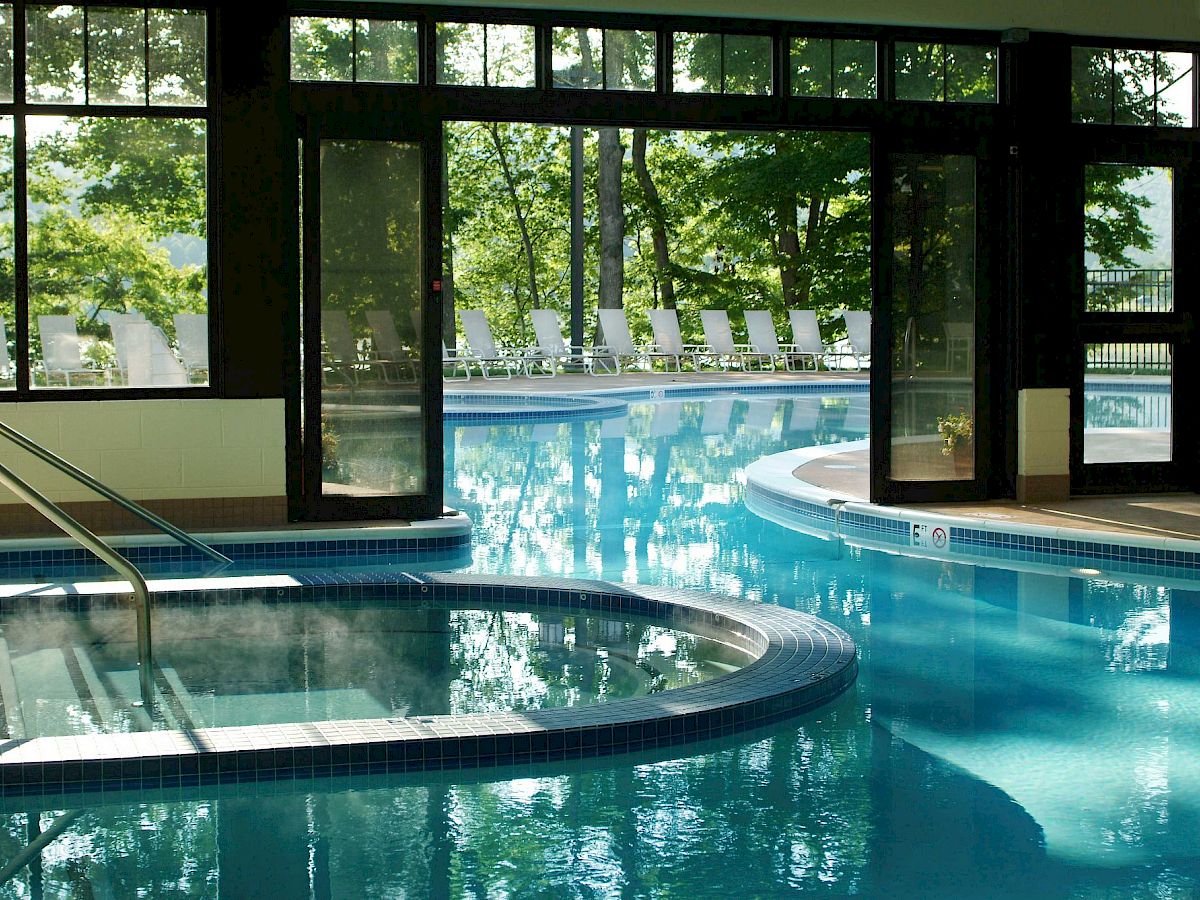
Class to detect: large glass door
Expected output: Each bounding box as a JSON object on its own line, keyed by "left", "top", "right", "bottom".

{"left": 872, "top": 146, "right": 995, "bottom": 503}
{"left": 1074, "top": 155, "right": 1192, "bottom": 492}
{"left": 298, "top": 121, "right": 442, "bottom": 521}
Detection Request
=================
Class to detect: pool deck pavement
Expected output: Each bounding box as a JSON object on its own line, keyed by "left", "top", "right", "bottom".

{"left": 448, "top": 371, "right": 1200, "bottom": 545}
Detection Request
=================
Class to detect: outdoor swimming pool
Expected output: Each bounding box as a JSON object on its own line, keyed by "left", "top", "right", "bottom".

{"left": 1, "top": 386, "right": 1197, "bottom": 897}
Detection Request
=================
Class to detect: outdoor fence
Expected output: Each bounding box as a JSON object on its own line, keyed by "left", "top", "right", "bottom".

{"left": 1085, "top": 268, "right": 1172, "bottom": 313}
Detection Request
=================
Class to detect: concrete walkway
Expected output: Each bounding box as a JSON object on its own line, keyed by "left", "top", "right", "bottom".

{"left": 797, "top": 446, "right": 1200, "bottom": 542}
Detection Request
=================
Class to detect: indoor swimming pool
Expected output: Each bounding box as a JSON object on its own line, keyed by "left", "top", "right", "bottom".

{"left": 0, "top": 386, "right": 1197, "bottom": 898}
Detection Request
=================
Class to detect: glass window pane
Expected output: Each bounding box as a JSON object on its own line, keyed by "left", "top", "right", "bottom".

{"left": 486, "top": 24, "right": 535, "bottom": 88}
{"left": 604, "top": 29, "right": 655, "bottom": 91}
{"left": 1071, "top": 47, "right": 1112, "bottom": 123}
{"left": 890, "top": 153, "right": 976, "bottom": 481}
{"left": 945, "top": 44, "right": 996, "bottom": 103}
{"left": 0, "top": 116, "right": 12, "bottom": 389}
{"left": 791, "top": 37, "right": 831, "bottom": 98}
{"left": 1156, "top": 51, "right": 1194, "bottom": 127}
{"left": 355, "top": 19, "right": 417, "bottom": 84}
{"left": 26, "top": 5, "right": 85, "bottom": 104}
{"left": 27, "top": 117, "right": 208, "bottom": 389}
{"left": 320, "top": 140, "right": 425, "bottom": 496}
{"left": 148, "top": 9, "right": 205, "bottom": 106}
{"left": 1085, "top": 343, "right": 1172, "bottom": 463}
{"left": 436, "top": 22, "right": 484, "bottom": 86}
{"left": 895, "top": 41, "right": 943, "bottom": 102}
{"left": 88, "top": 6, "right": 145, "bottom": 105}
{"left": 0, "top": 5, "right": 13, "bottom": 103}
{"left": 290, "top": 16, "right": 352, "bottom": 83}
{"left": 723, "top": 34, "right": 772, "bottom": 95}
{"left": 552, "top": 26, "right": 602, "bottom": 89}
{"left": 673, "top": 31, "right": 720, "bottom": 93}
{"left": 1084, "top": 164, "right": 1173, "bottom": 312}
{"left": 1113, "top": 49, "right": 1155, "bottom": 125}
{"left": 834, "top": 39, "right": 876, "bottom": 99}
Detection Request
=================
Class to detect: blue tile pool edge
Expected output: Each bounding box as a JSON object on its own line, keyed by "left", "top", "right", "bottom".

{"left": 0, "top": 514, "right": 473, "bottom": 581}
{"left": 0, "top": 573, "right": 858, "bottom": 796}
{"left": 745, "top": 439, "right": 1200, "bottom": 586}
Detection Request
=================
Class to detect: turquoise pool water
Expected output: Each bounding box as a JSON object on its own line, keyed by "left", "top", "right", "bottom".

{"left": 3, "top": 390, "right": 1198, "bottom": 898}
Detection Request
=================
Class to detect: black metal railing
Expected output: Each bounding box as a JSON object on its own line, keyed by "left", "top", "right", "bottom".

{"left": 1085, "top": 268, "right": 1173, "bottom": 313}
{"left": 1085, "top": 341, "right": 1172, "bottom": 375}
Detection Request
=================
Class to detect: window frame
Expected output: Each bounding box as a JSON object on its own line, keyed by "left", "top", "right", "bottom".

{"left": 1, "top": 1, "right": 215, "bottom": 402}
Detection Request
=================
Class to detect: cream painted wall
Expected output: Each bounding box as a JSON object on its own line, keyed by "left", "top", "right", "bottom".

{"left": 409, "top": 0, "right": 1200, "bottom": 41}
{"left": 0, "top": 399, "right": 286, "bottom": 505}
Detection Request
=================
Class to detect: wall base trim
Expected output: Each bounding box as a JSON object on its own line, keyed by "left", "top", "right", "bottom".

{"left": 1016, "top": 474, "right": 1070, "bottom": 504}
{"left": 0, "top": 495, "right": 287, "bottom": 538}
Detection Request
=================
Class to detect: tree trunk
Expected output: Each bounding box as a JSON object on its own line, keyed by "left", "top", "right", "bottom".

{"left": 777, "top": 196, "right": 803, "bottom": 308}
{"left": 597, "top": 127, "right": 625, "bottom": 310}
{"left": 631, "top": 128, "right": 675, "bottom": 310}
{"left": 486, "top": 123, "right": 541, "bottom": 310}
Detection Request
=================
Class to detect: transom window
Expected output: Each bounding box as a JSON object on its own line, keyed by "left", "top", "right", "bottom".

{"left": 672, "top": 31, "right": 772, "bottom": 95}
{"left": 1071, "top": 47, "right": 1195, "bottom": 127}
{"left": 551, "top": 26, "right": 656, "bottom": 91}
{"left": 894, "top": 42, "right": 997, "bottom": 103}
{"left": 436, "top": 21, "right": 535, "bottom": 87}
{"left": 290, "top": 16, "right": 419, "bottom": 84}
{"left": 790, "top": 37, "right": 876, "bottom": 99}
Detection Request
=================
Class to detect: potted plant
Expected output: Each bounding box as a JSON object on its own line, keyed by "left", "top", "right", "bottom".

{"left": 937, "top": 409, "right": 974, "bottom": 476}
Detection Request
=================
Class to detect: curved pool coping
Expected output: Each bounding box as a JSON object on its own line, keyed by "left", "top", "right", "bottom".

{"left": 746, "top": 439, "right": 1200, "bottom": 586}
{"left": 0, "top": 513, "right": 474, "bottom": 581}
{"left": 0, "top": 573, "right": 857, "bottom": 795}
{"left": 445, "top": 392, "right": 630, "bottom": 422}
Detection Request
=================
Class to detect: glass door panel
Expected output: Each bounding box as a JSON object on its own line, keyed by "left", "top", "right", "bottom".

{"left": 888, "top": 153, "right": 977, "bottom": 482}
{"left": 317, "top": 139, "right": 425, "bottom": 499}
{"left": 1084, "top": 342, "right": 1172, "bottom": 464}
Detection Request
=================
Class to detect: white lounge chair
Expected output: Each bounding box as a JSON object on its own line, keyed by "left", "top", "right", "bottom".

{"left": 596, "top": 308, "right": 692, "bottom": 374}
{"left": 697, "top": 309, "right": 773, "bottom": 371}
{"left": 442, "top": 341, "right": 473, "bottom": 381}
{"left": 945, "top": 320, "right": 973, "bottom": 371}
{"left": 646, "top": 308, "right": 699, "bottom": 372}
{"left": 173, "top": 313, "right": 209, "bottom": 382}
{"left": 111, "top": 319, "right": 188, "bottom": 387}
{"left": 458, "top": 309, "right": 528, "bottom": 380}
{"left": 837, "top": 310, "right": 872, "bottom": 371}
{"left": 37, "top": 315, "right": 107, "bottom": 386}
{"left": 742, "top": 310, "right": 791, "bottom": 370}
{"left": 529, "top": 309, "right": 612, "bottom": 376}
{"left": 322, "top": 310, "right": 370, "bottom": 385}
{"left": 786, "top": 309, "right": 835, "bottom": 371}
{"left": 0, "top": 317, "right": 11, "bottom": 382}
{"left": 365, "top": 310, "right": 418, "bottom": 382}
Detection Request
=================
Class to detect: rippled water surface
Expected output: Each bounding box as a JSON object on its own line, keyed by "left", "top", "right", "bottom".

{"left": 3, "top": 390, "right": 1198, "bottom": 899}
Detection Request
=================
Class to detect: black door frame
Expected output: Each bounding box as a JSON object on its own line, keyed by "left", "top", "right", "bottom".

{"left": 291, "top": 113, "right": 445, "bottom": 522}
{"left": 1070, "top": 138, "right": 1196, "bottom": 494}
{"left": 870, "top": 126, "right": 1003, "bottom": 504}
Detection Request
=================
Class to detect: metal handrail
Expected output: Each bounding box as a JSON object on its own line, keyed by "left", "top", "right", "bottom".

{"left": 0, "top": 460, "right": 154, "bottom": 707}
{"left": 0, "top": 420, "right": 231, "bottom": 568}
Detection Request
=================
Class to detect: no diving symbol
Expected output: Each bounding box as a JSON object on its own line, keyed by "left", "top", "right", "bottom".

{"left": 932, "top": 527, "right": 948, "bottom": 549}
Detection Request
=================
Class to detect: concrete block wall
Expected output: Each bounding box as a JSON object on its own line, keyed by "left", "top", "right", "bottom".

{"left": 1017, "top": 388, "right": 1070, "bottom": 503}
{"left": 0, "top": 399, "right": 287, "bottom": 535}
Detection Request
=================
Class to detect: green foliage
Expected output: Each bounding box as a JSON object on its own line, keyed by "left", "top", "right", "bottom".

{"left": 1085, "top": 165, "right": 1155, "bottom": 268}
{"left": 446, "top": 124, "right": 871, "bottom": 349}
{"left": 21, "top": 117, "right": 208, "bottom": 353}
